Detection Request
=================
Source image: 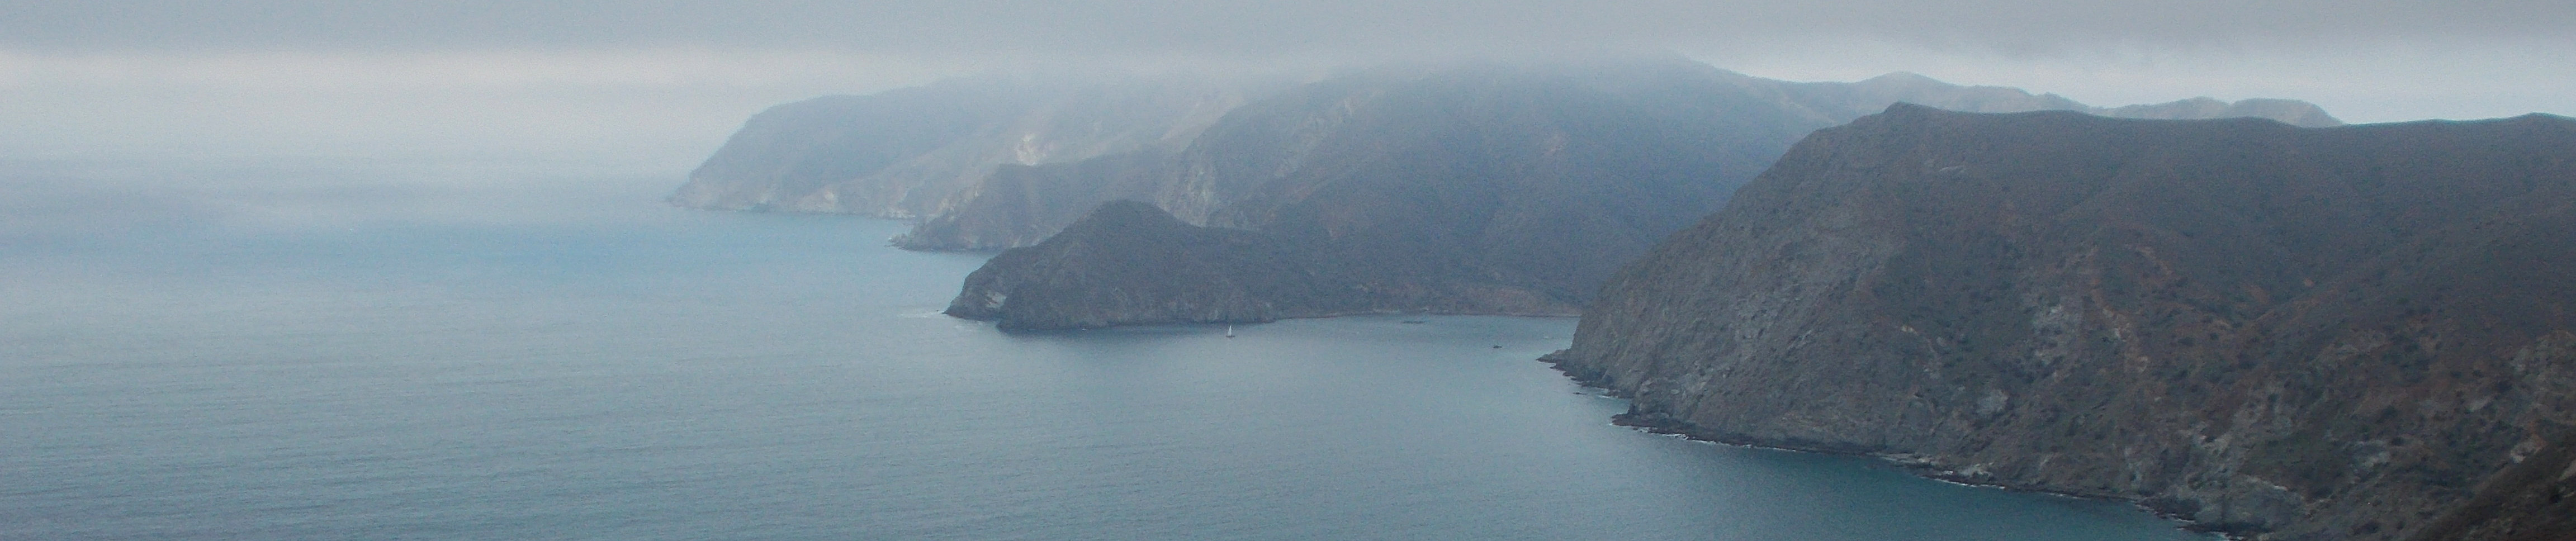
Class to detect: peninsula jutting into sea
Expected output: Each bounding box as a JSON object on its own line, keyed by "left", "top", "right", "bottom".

{"left": 671, "top": 54, "right": 2575, "bottom": 540}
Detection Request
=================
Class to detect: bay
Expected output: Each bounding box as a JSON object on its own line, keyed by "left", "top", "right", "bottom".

{"left": 0, "top": 161, "right": 2211, "bottom": 540}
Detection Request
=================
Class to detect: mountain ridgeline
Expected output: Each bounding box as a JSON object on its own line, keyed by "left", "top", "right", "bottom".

{"left": 668, "top": 55, "right": 2576, "bottom": 540}
{"left": 864, "top": 57, "right": 2342, "bottom": 330}
{"left": 674, "top": 57, "right": 2341, "bottom": 253}
{"left": 1548, "top": 104, "right": 2576, "bottom": 541}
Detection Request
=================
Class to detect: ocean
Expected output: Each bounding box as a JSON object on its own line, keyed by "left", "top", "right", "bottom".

{"left": 0, "top": 160, "right": 2212, "bottom": 540}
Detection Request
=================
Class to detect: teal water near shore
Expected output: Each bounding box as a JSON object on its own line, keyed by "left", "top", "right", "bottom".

{"left": 0, "top": 162, "right": 2212, "bottom": 540}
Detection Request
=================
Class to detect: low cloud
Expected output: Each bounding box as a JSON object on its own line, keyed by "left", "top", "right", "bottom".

{"left": 1, "top": 1, "right": 2568, "bottom": 164}
{"left": 5, "top": 1, "right": 2569, "bottom": 58}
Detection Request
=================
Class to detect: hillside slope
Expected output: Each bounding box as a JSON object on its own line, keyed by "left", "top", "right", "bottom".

{"left": 671, "top": 58, "right": 2343, "bottom": 255}
{"left": 943, "top": 59, "right": 1758, "bottom": 329}
{"left": 1548, "top": 104, "right": 2576, "bottom": 540}
{"left": 941, "top": 59, "right": 2358, "bottom": 330}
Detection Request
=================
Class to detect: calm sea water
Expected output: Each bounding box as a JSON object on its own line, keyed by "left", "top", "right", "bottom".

{"left": 0, "top": 161, "right": 2212, "bottom": 540}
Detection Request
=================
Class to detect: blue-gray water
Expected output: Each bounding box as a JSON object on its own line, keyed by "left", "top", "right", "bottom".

{"left": 1, "top": 162, "right": 2212, "bottom": 540}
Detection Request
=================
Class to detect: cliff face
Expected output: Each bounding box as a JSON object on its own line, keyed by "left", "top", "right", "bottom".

{"left": 1549, "top": 104, "right": 2576, "bottom": 540}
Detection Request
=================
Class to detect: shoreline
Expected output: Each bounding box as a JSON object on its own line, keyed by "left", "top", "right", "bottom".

{"left": 949, "top": 304, "right": 2234, "bottom": 537}
{"left": 1539, "top": 353, "right": 2239, "bottom": 540}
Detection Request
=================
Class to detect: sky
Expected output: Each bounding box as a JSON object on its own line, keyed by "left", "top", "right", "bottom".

{"left": 3, "top": 1, "right": 2570, "bottom": 169}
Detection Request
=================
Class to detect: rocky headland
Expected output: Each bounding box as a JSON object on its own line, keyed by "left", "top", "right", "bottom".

{"left": 1546, "top": 103, "right": 2576, "bottom": 540}
{"left": 943, "top": 201, "right": 1371, "bottom": 330}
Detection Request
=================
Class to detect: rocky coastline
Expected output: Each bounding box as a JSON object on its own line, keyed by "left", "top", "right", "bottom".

{"left": 1550, "top": 354, "right": 2246, "bottom": 537}
{"left": 1547, "top": 104, "right": 2576, "bottom": 541}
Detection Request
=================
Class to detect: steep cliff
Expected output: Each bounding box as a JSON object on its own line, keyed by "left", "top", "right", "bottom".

{"left": 1548, "top": 104, "right": 2576, "bottom": 540}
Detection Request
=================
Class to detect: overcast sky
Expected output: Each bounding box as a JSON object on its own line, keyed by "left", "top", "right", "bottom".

{"left": 4, "top": 1, "right": 2570, "bottom": 168}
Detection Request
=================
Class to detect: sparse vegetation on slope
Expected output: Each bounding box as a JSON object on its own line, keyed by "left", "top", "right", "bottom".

{"left": 1550, "top": 104, "right": 2576, "bottom": 541}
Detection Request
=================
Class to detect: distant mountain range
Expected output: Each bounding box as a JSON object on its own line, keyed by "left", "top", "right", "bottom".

{"left": 1549, "top": 104, "right": 2576, "bottom": 541}
{"left": 671, "top": 54, "right": 2576, "bottom": 541}
{"left": 670, "top": 55, "right": 2340, "bottom": 330}
{"left": 670, "top": 56, "right": 2342, "bottom": 254}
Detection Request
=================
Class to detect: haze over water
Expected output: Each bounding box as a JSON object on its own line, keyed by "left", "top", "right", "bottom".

{"left": 1, "top": 161, "right": 2213, "bottom": 540}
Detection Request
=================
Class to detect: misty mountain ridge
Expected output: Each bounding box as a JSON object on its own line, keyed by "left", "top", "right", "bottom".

{"left": 667, "top": 72, "right": 1284, "bottom": 217}
{"left": 943, "top": 58, "right": 1747, "bottom": 328}
{"left": 900, "top": 56, "right": 2347, "bottom": 330}
{"left": 1784, "top": 72, "right": 2343, "bottom": 129}
{"left": 671, "top": 57, "right": 2341, "bottom": 252}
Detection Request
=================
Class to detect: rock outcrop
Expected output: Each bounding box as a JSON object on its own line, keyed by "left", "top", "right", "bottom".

{"left": 1547, "top": 103, "right": 2576, "bottom": 540}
